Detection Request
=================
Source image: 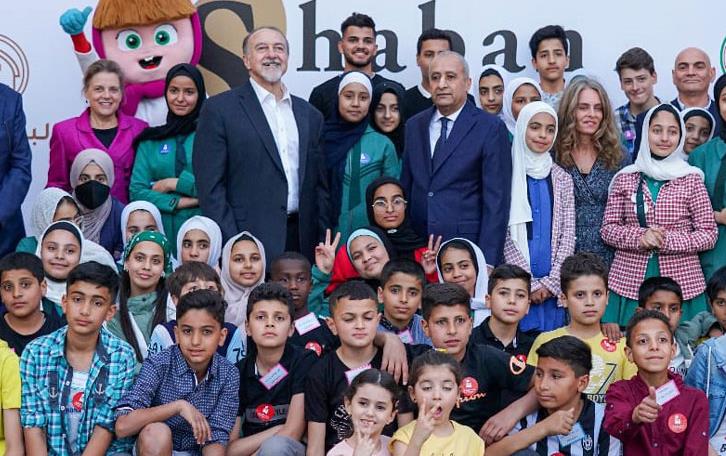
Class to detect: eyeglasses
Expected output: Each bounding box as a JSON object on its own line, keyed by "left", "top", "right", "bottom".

{"left": 371, "top": 197, "right": 407, "bottom": 210}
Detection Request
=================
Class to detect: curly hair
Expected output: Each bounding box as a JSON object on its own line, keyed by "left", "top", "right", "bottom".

{"left": 554, "top": 78, "right": 623, "bottom": 170}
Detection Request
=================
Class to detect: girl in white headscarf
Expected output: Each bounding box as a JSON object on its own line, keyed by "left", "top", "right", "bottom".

{"left": 681, "top": 107, "right": 716, "bottom": 154}
{"left": 69, "top": 148, "right": 125, "bottom": 259}
{"left": 221, "top": 231, "right": 266, "bottom": 327}
{"left": 120, "top": 201, "right": 165, "bottom": 248}
{"left": 502, "top": 77, "right": 544, "bottom": 138}
{"left": 16, "top": 188, "right": 80, "bottom": 254}
{"left": 602, "top": 103, "right": 717, "bottom": 327}
{"left": 436, "top": 238, "right": 489, "bottom": 327}
{"left": 174, "top": 215, "right": 223, "bottom": 269}
{"left": 504, "top": 101, "right": 575, "bottom": 331}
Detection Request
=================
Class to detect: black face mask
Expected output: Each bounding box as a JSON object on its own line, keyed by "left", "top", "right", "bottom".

{"left": 75, "top": 180, "right": 110, "bottom": 210}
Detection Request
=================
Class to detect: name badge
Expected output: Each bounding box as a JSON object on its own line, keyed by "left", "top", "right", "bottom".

{"left": 259, "top": 363, "right": 288, "bottom": 390}
{"left": 558, "top": 422, "right": 586, "bottom": 447}
{"left": 398, "top": 329, "right": 413, "bottom": 344}
{"left": 656, "top": 379, "right": 681, "bottom": 406}
{"left": 360, "top": 152, "right": 371, "bottom": 164}
{"left": 294, "top": 312, "right": 321, "bottom": 335}
{"left": 345, "top": 364, "right": 371, "bottom": 385}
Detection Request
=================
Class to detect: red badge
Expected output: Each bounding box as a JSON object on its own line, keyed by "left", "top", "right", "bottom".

{"left": 668, "top": 413, "right": 688, "bottom": 433}
{"left": 516, "top": 354, "right": 527, "bottom": 364}
{"left": 305, "top": 341, "right": 322, "bottom": 357}
{"left": 509, "top": 355, "right": 527, "bottom": 375}
{"left": 460, "top": 377, "right": 479, "bottom": 397}
{"left": 72, "top": 391, "right": 84, "bottom": 411}
{"left": 600, "top": 338, "right": 617, "bottom": 352}
{"left": 256, "top": 404, "right": 275, "bottom": 422}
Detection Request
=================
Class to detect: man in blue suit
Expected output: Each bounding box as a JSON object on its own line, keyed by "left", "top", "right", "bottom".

{"left": 0, "top": 84, "right": 31, "bottom": 257}
{"left": 401, "top": 51, "right": 512, "bottom": 267}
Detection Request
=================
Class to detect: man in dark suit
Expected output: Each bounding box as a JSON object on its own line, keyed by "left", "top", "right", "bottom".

{"left": 194, "top": 27, "right": 328, "bottom": 263}
{"left": 401, "top": 51, "right": 512, "bottom": 268}
{"left": 0, "top": 84, "right": 31, "bottom": 257}
{"left": 670, "top": 47, "right": 721, "bottom": 136}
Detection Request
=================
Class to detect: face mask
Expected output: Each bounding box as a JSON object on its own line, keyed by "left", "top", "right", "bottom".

{"left": 75, "top": 180, "right": 110, "bottom": 210}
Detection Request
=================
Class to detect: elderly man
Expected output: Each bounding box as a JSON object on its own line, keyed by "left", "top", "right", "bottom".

{"left": 401, "top": 51, "right": 512, "bottom": 267}
{"left": 671, "top": 47, "right": 721, "bottom": 135}
{"left": 194, "top": 27, "right": 328, "bottom": 262}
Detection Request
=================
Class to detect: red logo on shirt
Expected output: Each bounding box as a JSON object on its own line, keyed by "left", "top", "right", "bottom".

{"left": 600, "top": 338, "right": 617, "bottom": 352}
{"left": 460, "top": 377, "right": 479, "bottom": 397}
{"left": 668, "top": 413, "right": 688, "bottom": 433}
{"left": 256, "top": 404, "right": 275, "bottom": 422}
{"left": 510, "top": 355, "right": 527, "bottom": 375}
{"left": 516, "top": 354, "right": 527, "bottom": 364}
{"left": 72, "top": 391, "right": 84, "bottom": 411}
{"left": 304, "top": 341, "right": 322, "bottom": 357}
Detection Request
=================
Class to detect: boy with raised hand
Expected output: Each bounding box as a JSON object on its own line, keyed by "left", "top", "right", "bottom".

{"left": 228, "top": 283, "right": 316, "bottom": 456}
{"left": 21, "top": 261, "right": 136, "bottom": 455}
{"left": 527, "top": 252, "right": 638, "bottom": 404}
{"left": 377, "top": 258, "right": 431, "bottom": 346}
{"left": 147, "top": 261, "right": 246, "bottom": 364}
{"left": 529, "top": 25, "right": 570, "bottom": 110}
{"left": 604, "top": 310, "right": 708, "bottom": 455}
{"left": 269, "top": 251, "right": 337, "bottom": 358}
{"left": 0, "top": 252, "right": 65, "bottom": 356}
{"left": 472, "top": 264, "right": 539, "bottom": 359}
{"left": 488, "top": 335, "right": 621, "bottom": 455}
{"left": 115, "top": 289, "right": 240, "bottom": 455}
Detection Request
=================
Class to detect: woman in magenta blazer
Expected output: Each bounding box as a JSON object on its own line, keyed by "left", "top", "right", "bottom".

{"left": 47, "top": 59, "right": 147, "bottom": 203}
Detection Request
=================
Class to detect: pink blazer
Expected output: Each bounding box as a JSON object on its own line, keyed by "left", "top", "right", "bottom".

{"left": 46, "top": 108, "right": 147, "bottom": 203}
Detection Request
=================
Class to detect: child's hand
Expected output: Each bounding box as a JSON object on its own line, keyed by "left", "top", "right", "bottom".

{"left": 420, "top": 234, "right": 442, "bottom": 276}
{"left": 632, "top": 387, "right": 661, "bottom": 424}
{"left": 541, "top": 407, "right": 575, "bottom": 436}
{"left": 601, "top": 323, "right": 623, "bottom": 342}
{"left": 352, "top": 430, "right": 377, "bottom": 456}
{"left": 177, "top": 400, "right": 212, "bottom": 444}
{"left": 381, "top": 332, "right": 409, "bottom": 385}
{"left": 315, "top": 229, "right": 341, "bottom": 275}
{"left": 410, "top": 399, "right": 437, "bottom": 447}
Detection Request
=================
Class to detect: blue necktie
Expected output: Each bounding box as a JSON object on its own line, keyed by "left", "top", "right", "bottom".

{"left": 433, "top": 117, "right": 450, "bottom": 157}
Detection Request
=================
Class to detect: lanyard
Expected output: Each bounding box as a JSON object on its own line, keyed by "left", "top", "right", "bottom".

{"left": 636, "top": 173, "right": 648, "bottom": 228}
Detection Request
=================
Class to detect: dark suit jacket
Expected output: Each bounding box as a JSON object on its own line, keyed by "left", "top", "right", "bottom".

{"left": 0, "top": 84, "right": 31, "bottom": 257}
{"left": 193, "top": 81, "right": 328, "bottom": 262}
{"left": 401, "top": 102, "right": 512, "bottom": 265}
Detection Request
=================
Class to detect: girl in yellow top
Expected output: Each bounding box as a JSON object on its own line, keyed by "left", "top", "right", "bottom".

{"left": 390, "top": 351, "right": 485, "bottom": 456}
{"left": 0, "top": 339, "right": 22, "bottom": 455}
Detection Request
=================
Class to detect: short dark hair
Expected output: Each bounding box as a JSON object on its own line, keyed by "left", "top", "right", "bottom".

{"left": 66, "top": 261, "right": 119, "bottom": 301}
{"left": 615, "top": 47, "right": 655, "bottom": 77}
{"left": 247, "top": 282, "right": 295, "bottom": 319}
{"left": 625, "top": 309, "right": 674, "bottom": 348}
{"left": 416, "top": 28, "right": 451, "bottom": 56}
{"left": 560, "top": 252, "right": 608, "bottom": 293}
{"left": 176, "top": 289, "right": 226, "bottom": 327}
{"left": 707, "top": 266, "right": 726, "bottom": 302}
{"left": 536, "top": 335, "right": 592, "bottom": 377}
{"left": 529, "top": 25, "right": 568, "bottom": 58}
{"left": 167, "top": 262, "right": 221, "bottom": 299}
{"left": 0, "top": 252, "right": 45, "bottom": 283}
{"left": 341, "top": 12, "right": 375, "bottom": 35}
{"left": 409, "top": 350, "right": 463, "bottom": 387}
{"left": 638, "top": 277, "right": 683, "bottom": 308}
{"left": 329, "top": 280, "right": 377, "bottom": 313}
{"left": 422, "top": 282, "right": 470, "bottom": 321}
{"left": 380, "top": 258, "right": 425, "bottom": 288}
{"left": 270, "top": 251, "right": 311, "bottom": 277}
{"left": 487, "top": 264, "right": 531, "bottom": 295}
{"left": 344, "top": 368, "right": 399, "bottom": 407}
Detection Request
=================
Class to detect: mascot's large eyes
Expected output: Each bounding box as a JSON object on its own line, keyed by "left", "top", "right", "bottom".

{"left": 154, "top": 24, "right": 178, "bottom": 46}
{"left": 117, "top": 30, "right": 143, "bottom": 51}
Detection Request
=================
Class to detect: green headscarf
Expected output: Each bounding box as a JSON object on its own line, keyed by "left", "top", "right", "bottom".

{"left": 122, "top": 230, "right": 172, "bottom": 274}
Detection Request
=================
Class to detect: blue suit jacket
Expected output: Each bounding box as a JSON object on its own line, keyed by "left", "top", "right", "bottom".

{"left": 401, "top": 102, "right": 512, "bottom": 265}
{"left": 0, "top": 84, "right": 31, "bottom": 257}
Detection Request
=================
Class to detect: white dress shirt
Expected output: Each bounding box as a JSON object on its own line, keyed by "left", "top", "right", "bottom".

{"left": 250, "top": 78, "right": 300, "bottom": 213}
{"left": 428, "top": 103, "right": 465, "bottom": 157}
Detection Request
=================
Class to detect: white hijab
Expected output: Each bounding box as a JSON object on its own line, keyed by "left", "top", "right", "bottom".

{"left": 610, "top": 103, "right": 704, "bottom": 192}
{"left": 508, "top": 102, "right": 559, "bottom": 263}
{"left": 174, "top": 216, "right": 223, "bottom": 269}
{"left": 221, "top": 231, "right": 266, "bottom": 327}
{"left": 477, "top": 64, "right": 507, "bottom": 116}
{"left": 502, "top": 77, "right": 544, "bottom": 134}
{"left": 30, "top": 188, "right": 75, "bottom": 237}
{"left": 120, "top": 201, "right": 165, "bottom": 247}
{"left": 436, "top": 238, "right": 489, "bottom": 317}
{"left": 680, "top": 107, "right": 716, "bottom": 143}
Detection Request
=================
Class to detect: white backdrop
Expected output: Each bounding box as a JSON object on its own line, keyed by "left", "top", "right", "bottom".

{"left": 1, "top": 0, "right": 724, "bottom": 230}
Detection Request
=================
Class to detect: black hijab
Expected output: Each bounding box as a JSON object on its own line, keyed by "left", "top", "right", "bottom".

{"left": 322, "top": 71, "right": 371, "bottom": 225}
{"left": 369, "top": 82, "right": 406, "bottom": 158}
{"left": 715, "top": 74, "right": 726, "bottom": 142}
{"left": 365, "top": 176, "right": 425, "bottom": 259}
{"left": 132, "top": 64, "right": 207, "bottom": 156}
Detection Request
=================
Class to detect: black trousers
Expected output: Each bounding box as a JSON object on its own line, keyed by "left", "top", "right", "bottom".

{"left": 285, "top": 212, "right": 300, "bottom": 253}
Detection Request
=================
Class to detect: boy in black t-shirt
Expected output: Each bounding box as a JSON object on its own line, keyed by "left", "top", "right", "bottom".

{"left": 305, "top": 281, "right": 418, "bottom": 455}
{"left": 228, "top": 283, "right": 315, "bottom": 456}
{"left": 0, "top": 252, "right": 64, "bottom": 355}
{"left": 269, "top": 252, "right": 337, "bottom": 357}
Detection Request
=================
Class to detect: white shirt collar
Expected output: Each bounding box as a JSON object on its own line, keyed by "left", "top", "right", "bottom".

{"left": 417, "top": 82, "right": 431, "bottom": 99}
{"left": 432, "top": 102, "right": 466, "bottom": 124}
{"left": 677, "top": 96, "right": 712, "bottom": 110}
{"left": 249, "top": 77, "right": 291, "bottom": 104}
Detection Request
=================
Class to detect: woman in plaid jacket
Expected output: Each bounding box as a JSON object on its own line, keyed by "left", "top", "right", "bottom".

{"left": 601, "top": 104, "right": 718, "bottom": 327}
{"left": 504, "top": 101, "right": 575, "bottom": 331}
